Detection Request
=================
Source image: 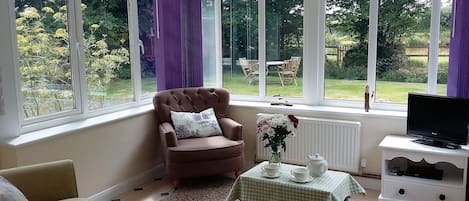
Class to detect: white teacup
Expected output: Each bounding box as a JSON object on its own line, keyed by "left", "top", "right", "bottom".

{"left": 291, "top": 167, "right": 309, "bottom": 181}
{"left": 262, "top": 164, "right": 280, "bottom": 176}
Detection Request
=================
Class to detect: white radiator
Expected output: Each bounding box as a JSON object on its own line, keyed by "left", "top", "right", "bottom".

{"left": 256, "top": 114, "right": 361, "bottom": 173}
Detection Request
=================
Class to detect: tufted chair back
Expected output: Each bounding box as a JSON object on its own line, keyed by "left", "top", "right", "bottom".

{"left": 153, "top": 87, "right": 230, "bottom": 123}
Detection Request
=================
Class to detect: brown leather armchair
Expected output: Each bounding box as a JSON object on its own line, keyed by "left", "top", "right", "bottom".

{"left": 153, "top": 87, "right": 244, "bottom": 187}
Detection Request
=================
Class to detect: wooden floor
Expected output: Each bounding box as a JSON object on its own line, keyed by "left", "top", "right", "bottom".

{"left": 116, "top": 178, "right": 380, "bottom": 201}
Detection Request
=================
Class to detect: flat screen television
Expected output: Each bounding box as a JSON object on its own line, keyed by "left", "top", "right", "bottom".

{"left": 407, "top": 93, "right": 469, "bottom": 149}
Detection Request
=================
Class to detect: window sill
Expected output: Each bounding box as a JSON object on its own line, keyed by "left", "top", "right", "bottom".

{"left": 230, "top": 100, "right": 407, "bottom": 119}
{"left": 2, "top": 100, "right": 406, "bottom": 148}
{"left": 2, "top": 104, "right": 154, "bottom": 147}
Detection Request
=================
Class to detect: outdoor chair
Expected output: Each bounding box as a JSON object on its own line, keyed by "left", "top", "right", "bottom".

{"left": 278, "top": 56, "right": 301, "bottom": 87}
{"left": 239, "top": 57, "right": 259, "bottom": 85}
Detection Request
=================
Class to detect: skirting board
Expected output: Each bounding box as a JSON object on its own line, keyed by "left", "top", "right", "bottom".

{"left": 353, "top": 175, "right": 381, "bottom": 191}
{"left": 88, "top": 164, "right": 165, "bottom": 201}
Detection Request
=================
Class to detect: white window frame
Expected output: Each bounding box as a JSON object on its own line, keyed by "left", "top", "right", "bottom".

{"left": 218, "top": 0, "right": 447, "bottom": 112}
{"left": 2, "top": 0, "right": 155, "bottom": 135}
{"left": 321, "top": 0, "right": 444, "bottom": 111}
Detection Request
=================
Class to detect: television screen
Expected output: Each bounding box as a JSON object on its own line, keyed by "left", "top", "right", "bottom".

{"left": 407, "top": 93, "right": 469, "bottom": 146}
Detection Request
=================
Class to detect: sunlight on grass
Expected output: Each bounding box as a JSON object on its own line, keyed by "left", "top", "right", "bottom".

{"left": 223, "top": 76, "right": 447, "bottom": 104}
{"left": 107, "top": 75, "right": 447, "bottom": 105}
{"left": 325, "top": 79, "right": 367, "bottom": 101}
{"left": 142, "top": 78, "right": 157, "bottom": 95}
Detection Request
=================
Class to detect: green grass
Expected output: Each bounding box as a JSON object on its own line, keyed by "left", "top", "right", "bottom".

{"left": 107, "top": 75, "right": 448, "bottom": 105}
{"left": 222, "top": 74, "right": 448, "bottom": 104}
{"left": 142, "top": 77, "right": 157, "bottom": 95}
{"left": 324, "top": 79, "right": 367, "bottom": 101}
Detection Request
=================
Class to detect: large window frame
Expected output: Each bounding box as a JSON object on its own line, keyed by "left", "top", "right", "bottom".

{"left": 215, "top": 0, "right": 447, "bottom": 111}
{"left": 0, "top": 0, "right": 449, "bottom": 137}
{"left": 4, "top": 0, "right": 153, "bottom": 134}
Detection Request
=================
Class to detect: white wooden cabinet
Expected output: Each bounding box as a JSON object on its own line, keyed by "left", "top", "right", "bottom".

{"left": 379, "top": 135, "right": 469, "bottom": 201}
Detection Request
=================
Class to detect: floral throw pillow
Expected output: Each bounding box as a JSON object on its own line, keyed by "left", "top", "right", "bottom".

{"left": 170, "top": 108, "right": 222, "bottom": 139}
{"left": 0, "top": 176, "right": 28, "bottom": 201}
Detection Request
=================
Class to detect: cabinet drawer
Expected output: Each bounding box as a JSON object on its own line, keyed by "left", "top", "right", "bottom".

{"left": 382, "top": 179, "right": 465, "bottom": 201}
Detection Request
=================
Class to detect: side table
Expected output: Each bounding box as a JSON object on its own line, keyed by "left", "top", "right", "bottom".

{"left": 226, "top": 161, "right": 366, "bottom": 201}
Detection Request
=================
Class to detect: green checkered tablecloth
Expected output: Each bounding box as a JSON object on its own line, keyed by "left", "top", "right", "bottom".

{"left": 226, "top": 161, "right": 366, "bottom": 201}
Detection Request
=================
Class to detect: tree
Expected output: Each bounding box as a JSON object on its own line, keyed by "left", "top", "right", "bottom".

{"left": 16, "top": 1, "right": 129, "bottom": 117}
{"left": 328, "top": 0, "right": 427, "bottom": 77}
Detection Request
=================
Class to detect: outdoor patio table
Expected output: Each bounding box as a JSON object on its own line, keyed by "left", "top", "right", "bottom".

{"left": 226, "top": 161, "right": 366, "bottom": 201}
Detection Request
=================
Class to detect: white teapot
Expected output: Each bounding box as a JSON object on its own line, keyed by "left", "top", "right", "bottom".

{"left": 307, "top": 153, "right": 328, "bottom": 177}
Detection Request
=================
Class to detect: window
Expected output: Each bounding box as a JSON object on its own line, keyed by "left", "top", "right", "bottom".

{"left": 9, "top": 0, "right": 154, "bottom": 132}
{"left": 375, "top": 0, "right": 430, "bottom": 104}
{"left": 437, "top": 0, "right": 452, "bottom": 96}
{"left": 82, "top": 0, "right": 132, "bottom": 110}
{"left": 265, "top": 0, "right": 303, "bottom": 98}
{"left": 202, "top": 0, "right": 217, "bottom": 87}
{"left": 324, "top": 0, "right": 369, "bottom": 101}
{"left": 16, "top": 0, "right": 76, "bottom": 119}
{"left": 219, "top": 0, "right": 304, "bottom": 99}
{"left": 213, "top": 0, "right": 449, "bottom": 107}
{"left": 322, "top": 0, "right": 449, "bottom": 106}
{"left": 222, "top": 0, "right": 259, "bottom": 96}
{"left": 4, "top": 0, "right": 455, "bottom": 136}
{"left": 138, "top": 0, "right": 157, "bottom": 96}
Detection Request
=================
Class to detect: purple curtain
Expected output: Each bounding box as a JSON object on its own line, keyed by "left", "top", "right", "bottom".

{"left": 154, "top": 0, "right": 203, "bottom": 91}
{"left": 447, "top": 0, "right": 469, "bottom": 98}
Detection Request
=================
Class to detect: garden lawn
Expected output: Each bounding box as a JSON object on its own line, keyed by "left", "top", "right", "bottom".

{"left": 107, "top": 75, "right": 447, "bottom": 105}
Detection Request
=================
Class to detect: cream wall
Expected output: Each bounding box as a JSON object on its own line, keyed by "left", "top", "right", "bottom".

{"left": 0, "top": 112, "right": 162, "bottom": 197}
{"left": 0, "top": 104, "right": 406, "bottom": 197}
{"left": 228, "top": 105, "right": 407, "bottom": 175}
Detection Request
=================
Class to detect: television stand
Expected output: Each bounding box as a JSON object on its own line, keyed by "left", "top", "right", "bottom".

{"left": 412, "top": 138, "right": 461, "bottom": 150}
{"left": 379, "top": 135, "right": 469, "bottom": 201}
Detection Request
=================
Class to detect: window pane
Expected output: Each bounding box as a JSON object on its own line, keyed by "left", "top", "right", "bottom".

{"left": 222, "top": 0, "right": 259, "bottom": 96}
{"left": 82, "top": 0, "right": 132, "bottom": 110}
{"left": 375, "top": 0, "right": 429, "bottom": 104}
{"left": 324, "top": 0, "right": 368, "bottom": 101}
{"left": 265, "top": 0, "right": 303, "bottom": 98}
{"left": 16, "top": 0, "right": 75, "bottom": 119}
{"left": 138, "top": 0, "right": 157, "bottom": 96}
{"left": 437, "top": 0, "right": 452, "bottom": 96}
{"left": 202, "top": 0, "right": 217, "bottom": 87}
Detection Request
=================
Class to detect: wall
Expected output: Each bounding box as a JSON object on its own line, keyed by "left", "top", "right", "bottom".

{"left": 0, "top": 103, "right": 405, "bottom": 197}
{"left": 228, "top": 105, "right": 407, "bottom": 175}
{"left": 0, "top": 112, "right": 162, "bottom": 197}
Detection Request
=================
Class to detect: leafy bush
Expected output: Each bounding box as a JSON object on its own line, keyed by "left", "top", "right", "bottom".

{"left": 17, "top": 3, "right": 129, "bottom": 116}
{"left": 376, "top": 52, "right": 408, "bottom": 77}
{"left": 437, "top": 71, "right": 447, "bottom": 84}
{"left": 342, "top": 45, "right": 368, "bottom": 70}
{"left": 406, "top": 35, "right": 429, "bottom": 47}
{"left": 116, "top": 65, "right": 132, "bottom": 79}
{"left": 379, "top": 70, "right": 426, "bottom": 83}
{"left": 325, "top": 61, "right": 367, "bottom": 80}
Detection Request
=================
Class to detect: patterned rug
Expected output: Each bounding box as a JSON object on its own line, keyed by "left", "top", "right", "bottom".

{"left": 160, "top": 176, "right": 235, "bottom": 201}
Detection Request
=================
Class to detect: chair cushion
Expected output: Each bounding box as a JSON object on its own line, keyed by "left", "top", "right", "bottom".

{"left": 153, "top": 88, "right": 230, "bottom": 124}
{"left": 168, "top": 136, "right": 243, "bottom": 162}
{"left": 0, "top": 176, "right": 28, "bottom": 201}
{"left": 171, "top": 108, "right": 222, "bottom": 139}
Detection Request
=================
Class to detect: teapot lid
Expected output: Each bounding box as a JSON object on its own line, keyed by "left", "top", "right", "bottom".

{"left": 309, "top": 153, "right": 324, "bottom": 160}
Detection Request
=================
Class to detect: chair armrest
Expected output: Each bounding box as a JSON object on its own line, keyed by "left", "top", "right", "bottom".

{"left": 0, "top": 160, "right": 79, "bottom": 201}
{"left": 219, "top": 118, "right": 243, "bottom": 141}
{"left": 159, "top": 122, "right": 178, "bottom": 147}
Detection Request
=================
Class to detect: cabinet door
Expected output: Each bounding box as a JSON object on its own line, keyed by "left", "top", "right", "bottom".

{"left": 382, "top": 179, "right": 465, "bottom": 201}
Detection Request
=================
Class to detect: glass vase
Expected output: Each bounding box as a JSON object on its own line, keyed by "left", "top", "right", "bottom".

{"left": 269, "top": 146, "right": 282, "bottom": 166}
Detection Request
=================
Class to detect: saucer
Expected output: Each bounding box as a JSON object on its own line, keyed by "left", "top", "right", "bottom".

{"left": 261, "top": 170, "right": 281, "bottom": 178}
{"left": 289, "top": 174, "right": 313, "bottom": 183}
